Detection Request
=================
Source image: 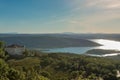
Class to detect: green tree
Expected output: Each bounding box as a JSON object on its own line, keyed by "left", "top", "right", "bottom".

{"left": 7, "top": 68, "right": 25, "bottom": 80}
{"left": 70, "top": 71, "right": 79, "bottom": 79}
{"left": 23, "top": 49, "right": 29, "bottom": 57}
{"left": 0, "top": 59, "right": 9, "bottom": 80}
{"left": 0, "top": 41, "right": 5, "bottom": 49}
{"left": 0, "top": 59, "right": 25, "bottom": 80}
{"left": 40, "top": 71, "right": 50, "bottom": 78}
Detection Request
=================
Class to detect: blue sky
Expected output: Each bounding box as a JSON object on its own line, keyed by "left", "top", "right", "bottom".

{"left": 0, "top": 0, "right": 120, "bottom": 33}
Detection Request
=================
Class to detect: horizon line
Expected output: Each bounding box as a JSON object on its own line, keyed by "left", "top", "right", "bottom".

{"left": 0, "top": 32, "right": 120, "bottom": 34}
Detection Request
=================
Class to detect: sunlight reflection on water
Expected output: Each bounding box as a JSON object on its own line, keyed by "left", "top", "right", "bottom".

{"left": 42, "top": 39, "right": 120, "bottom": 57}
{"left": 92, "top": 39, "right": 120, "bottom": 51}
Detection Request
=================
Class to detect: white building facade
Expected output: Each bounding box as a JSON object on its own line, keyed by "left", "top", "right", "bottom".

{"left": 5, "top": 44, "right": 25, "bottom": 55}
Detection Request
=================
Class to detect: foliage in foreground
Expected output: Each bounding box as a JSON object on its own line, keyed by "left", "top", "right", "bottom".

{"left": 2, "top": 53, "right": 120, "bottom": 80}
{"left": 1, "top": 41, "right": 120, "bottom": 80}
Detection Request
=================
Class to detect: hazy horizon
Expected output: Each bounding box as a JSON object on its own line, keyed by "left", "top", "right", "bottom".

{"left": 0, "top": 0, "right": 120, "bottom": 33}
{"left": 0, "top": 32, "right": 120, "bottom": 34}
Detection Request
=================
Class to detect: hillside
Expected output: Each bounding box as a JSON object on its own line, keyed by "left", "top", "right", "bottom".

{"left": 1, "top": 52, "right": 120, "bottom": 80}
{"left": 0, "top": 36, "right": 100, "bottom": 48}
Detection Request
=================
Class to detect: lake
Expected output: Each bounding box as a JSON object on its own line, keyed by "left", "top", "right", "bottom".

{"left": 42, "top": 39, "right": 120, "bottom": 56}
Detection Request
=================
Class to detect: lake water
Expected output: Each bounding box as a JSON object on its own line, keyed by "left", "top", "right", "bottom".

{"left": 42, "top": 39, "right": 120, "bottom": 56}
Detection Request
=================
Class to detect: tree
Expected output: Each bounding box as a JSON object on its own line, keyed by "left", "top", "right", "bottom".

{"left": 0, "top": 59, "right": 9, "bottom": 80}
{"left": 22, "top": 49, "right": 29, "bottom": 57}
{"left": 8, "top": 68, "right": 25, "bottom": 80}
{"left": 0, "top": 41, "right": 5, "bottom": 49}
{"left": 70, "top": 71, "right": 79, "bottom": 79}
{"left": 40, "top": 71, "right": 50, "bottom": 78}
{"left": 0, "top": 59, "right": 25, "bottom": 80}
{"left": 0, "top": 41, "right": 8, "bottom": 60}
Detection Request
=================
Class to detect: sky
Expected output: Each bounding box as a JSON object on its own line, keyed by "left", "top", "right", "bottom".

{"left": 0, "top": 0, "right": 120, "bottom": 33}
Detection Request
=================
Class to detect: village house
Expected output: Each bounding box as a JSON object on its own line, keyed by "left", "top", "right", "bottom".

{"left": 5, "top": 44, "right": 25, "bottom": 55}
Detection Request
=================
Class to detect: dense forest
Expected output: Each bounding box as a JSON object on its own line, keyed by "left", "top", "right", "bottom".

{"left": 0, "top": 41, "right": 120, "bottom": 80}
